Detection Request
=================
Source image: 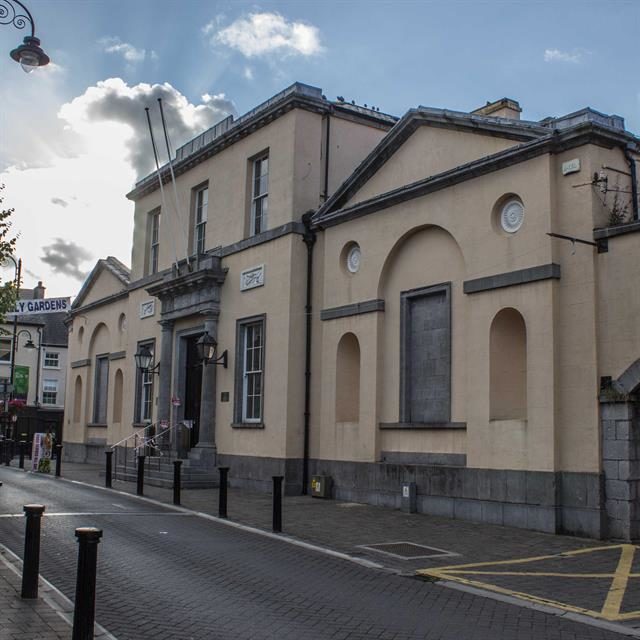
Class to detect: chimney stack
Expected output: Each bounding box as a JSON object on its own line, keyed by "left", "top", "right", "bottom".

{"left": 472, "top": 98, "right": 522, "bottom": 120}
{"left": 33, "top": 281, "right": 46, "bottom": 299}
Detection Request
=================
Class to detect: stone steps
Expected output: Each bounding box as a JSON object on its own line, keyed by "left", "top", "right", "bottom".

{"left": 113, "top": 460, "right": 219, "bottom": 489}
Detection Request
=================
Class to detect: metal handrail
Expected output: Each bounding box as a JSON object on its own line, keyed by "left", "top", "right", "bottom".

{"left": 133, "top": 422, "right": 180, "bottom": 457}
{"left": 110, "top": 423, "right": 157, "bottom": 450}
{"left": 110, "top": 421, "right": 191, "bottom": 481}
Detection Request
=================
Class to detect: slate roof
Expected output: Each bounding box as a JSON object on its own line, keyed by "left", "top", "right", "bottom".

{"left": 10, "top": 313, "right": 69, "bottom": 347}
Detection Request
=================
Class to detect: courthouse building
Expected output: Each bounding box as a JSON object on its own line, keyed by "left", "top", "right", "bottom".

{"left": 64, "top": 83, "right": 640, "bottom": 540}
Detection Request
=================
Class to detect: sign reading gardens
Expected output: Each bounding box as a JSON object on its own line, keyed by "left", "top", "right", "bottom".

{"left": 12, "top": 297, "right": 71, "bottom": 315}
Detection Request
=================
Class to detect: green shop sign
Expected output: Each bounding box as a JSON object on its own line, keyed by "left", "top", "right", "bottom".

{"left": 14, "top": 365, "right": 29, "bottom": 401}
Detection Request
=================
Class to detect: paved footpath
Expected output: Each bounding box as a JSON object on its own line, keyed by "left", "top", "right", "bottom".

{"left": 2, "top": 460, "right": 640, "bottom": 638}
{"left": 0, "top": 547, "right": 69, "bottom": 640}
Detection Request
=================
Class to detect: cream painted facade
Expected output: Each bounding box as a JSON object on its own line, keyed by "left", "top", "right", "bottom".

{"left": 64, "top": 84, "right": 640, "bottom": 539}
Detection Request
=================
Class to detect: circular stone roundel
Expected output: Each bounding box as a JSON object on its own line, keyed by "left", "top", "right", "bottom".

{"left": 501, "top": 200, "right": 525, "bottom": 233}
{"left": 346, "top": 244, "right": 361, "bottom": 273}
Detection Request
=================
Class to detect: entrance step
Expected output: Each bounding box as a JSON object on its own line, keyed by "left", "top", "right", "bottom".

{"left": 113, "top": 461, "right": 219, "bottom": 489}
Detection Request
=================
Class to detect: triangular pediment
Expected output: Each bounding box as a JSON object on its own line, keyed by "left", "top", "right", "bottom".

{"left": 72, "top": 256, "right": 130, "bottom": 309}
{"left": 314, "top": 108, "right": 547, "bottom": 223}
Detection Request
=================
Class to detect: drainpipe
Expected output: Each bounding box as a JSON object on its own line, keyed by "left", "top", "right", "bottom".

{"left": 624, "top": 144, "right": 639, "bottom": 221}
{"left": 301, "top": 211, "right": 316, "bottom": 495}
{"left": 322, "top": 112, "right": 331, "bottom": 202}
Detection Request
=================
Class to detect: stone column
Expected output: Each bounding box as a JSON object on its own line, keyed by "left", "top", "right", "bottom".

{"left": 192, "top": 314, "right": 218, "bottom": 469}
{"left": 601, "top": 395, "right": 640, "bottom": 540}
{"left": 156, "top": 319, "right": 174, "bottom": 426}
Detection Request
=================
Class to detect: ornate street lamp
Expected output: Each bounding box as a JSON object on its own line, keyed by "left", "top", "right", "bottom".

{"left": 134, "top": 345, "right": 160, "bottom": 375}
{"left": 196, "top": 332, "right": 227, "bottom": 368}
{"left": 2, "top": 0, "right": 50, "bottom": 72}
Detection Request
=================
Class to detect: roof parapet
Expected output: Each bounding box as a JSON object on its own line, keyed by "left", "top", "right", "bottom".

{"left": 540, "top": 107, "right": 625, "bottom": 132}
{"left": 171, "top": 83, "right": 323, "bottom": 166}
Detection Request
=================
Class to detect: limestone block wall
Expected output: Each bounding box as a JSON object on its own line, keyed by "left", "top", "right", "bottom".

{"left": 601, "top": 398, "right": 640, "bottom": 540}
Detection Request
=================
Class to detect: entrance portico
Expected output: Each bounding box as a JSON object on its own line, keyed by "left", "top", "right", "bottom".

{"left": 147, "top": 256, "right": 226, "bottom": 470}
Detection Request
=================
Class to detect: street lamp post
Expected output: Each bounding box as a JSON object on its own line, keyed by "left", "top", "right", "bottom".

{"left": 1, "top": 0, "right": 50, "bottom": 71}
{"left": 15, "top": 327, "right": 41, "bottom": 405}
{"left": 5, "top": 255, "right": 21, "bottom": 388}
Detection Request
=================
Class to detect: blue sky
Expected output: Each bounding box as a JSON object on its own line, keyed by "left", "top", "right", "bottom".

{"left": 1, "top": 0, "right": 638, "bottom": 296}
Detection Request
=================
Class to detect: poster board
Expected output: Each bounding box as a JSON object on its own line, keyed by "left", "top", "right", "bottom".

{"left": 14, "top": 366, "right": 29, "bottom": 401}
{"left": 31, "top": 432, "right": 53, "bottom": 473}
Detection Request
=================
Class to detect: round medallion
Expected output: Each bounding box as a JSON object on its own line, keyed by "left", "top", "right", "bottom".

{"left": 501, "top": 200, "right": 525, "bottom": 233}
{"left": 346, "top": 245, "right": 361, "bottom": 273}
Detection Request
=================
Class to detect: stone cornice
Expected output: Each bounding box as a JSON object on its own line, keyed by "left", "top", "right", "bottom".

{"left": 463, "top": 264, "right": 561, "bottom": 294}
{"left": 127, "top": 94, "right": 395, "bottom": 202}
{"left": 146, "top": 256, "right": 227, "bottom": 322}
{"left": 68, "top": 290, "right": 129, "bottom": 318}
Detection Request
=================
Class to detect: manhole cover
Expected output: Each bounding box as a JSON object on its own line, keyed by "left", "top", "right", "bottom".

{"left": 358, "top": 542, "right": 458, "bottom": 560}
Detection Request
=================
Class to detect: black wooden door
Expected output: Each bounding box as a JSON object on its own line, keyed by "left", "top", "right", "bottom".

{"left": 183, "top": 335, "right": 202, "bottom": 448}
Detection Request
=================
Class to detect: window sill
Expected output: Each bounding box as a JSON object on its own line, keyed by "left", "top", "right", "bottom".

{"left": 87, "top": 423, "right": 107, "bottom": 428}
{"left": 379, "top": 422, "right": 467, "bottom": 430}
{"left": 231, "top": 422, "right": 265, "bottom": 429}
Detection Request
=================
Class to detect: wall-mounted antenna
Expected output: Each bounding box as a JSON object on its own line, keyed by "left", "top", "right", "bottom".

{"left": 158, "top": 98, "right": 192, "bottom": 272}
{"left": 145, "top": 107, "right": 180, "bottom": 272}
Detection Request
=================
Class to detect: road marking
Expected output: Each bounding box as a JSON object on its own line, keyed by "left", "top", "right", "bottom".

{"left": 603, "top": 544, "right": 635, "bottom": 619}
{"left": 418, "top": 544, "right": 640, "bottom": 622}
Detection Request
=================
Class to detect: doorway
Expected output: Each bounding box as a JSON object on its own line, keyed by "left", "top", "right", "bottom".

{"left": 183, "top": 335, "right": 203, "bottom": 449}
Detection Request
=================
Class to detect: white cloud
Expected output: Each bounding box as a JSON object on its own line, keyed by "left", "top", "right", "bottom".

{"left": 544, "top": 48, "right": 583, "bottom": 64}
{"left": 244, "top": 66, "right": 254, "bottom": 81}
{"left": 1, "top": 78, "right": 236, "bottom": 296}
{"left": 59, "top": 78, "right": 236, "bottom": 177}
{"left": 206, "top": 12, "right": 323, "bottom": 58}
{"left": 40, "top": 61, "right": 65, "bottom": 74}
{"left": 100, "top": 37, "right": 155, "bottom": 64}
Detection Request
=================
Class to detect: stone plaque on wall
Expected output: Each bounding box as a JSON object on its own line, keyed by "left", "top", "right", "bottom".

{"left": 140, "top": 300, "right": 155, "bottom": 319}
{"left": 240, "top": 265, "right": 265, "bottom": 291}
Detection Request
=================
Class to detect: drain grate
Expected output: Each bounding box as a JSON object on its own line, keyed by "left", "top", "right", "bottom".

{"left": 358, "top": 541, "right": 458, "bottom": 560}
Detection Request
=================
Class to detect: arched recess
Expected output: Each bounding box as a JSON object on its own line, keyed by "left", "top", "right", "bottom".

{"left": 87, "top": 323, "right": 111, "bottom": 424}
{"left": 88, "top": 322, "right": 110, "bottom": 355}
{"left": 73, "top": 375, "right": 82, "bottom": 423}
{"left": 336, "top": 333, "right": 360, "bottom": 423}
{"left": 377, "top": 224, "right": 466, "bottom": 423}
{"left": 113, "top": 369, "right": 123, "bottom": 423}
{"left": 377, "top": 224, "right": 466, "bottom": 299}
{"left": 490, "top": 308, "right": 527, "bottom": 420}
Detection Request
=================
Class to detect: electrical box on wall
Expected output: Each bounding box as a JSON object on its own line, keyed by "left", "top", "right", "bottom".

{"left": 311, "top": 475, "right": 333, "bottom": 499}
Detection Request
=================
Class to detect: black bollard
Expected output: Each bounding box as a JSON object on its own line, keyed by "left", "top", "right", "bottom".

{"left": 136, "top": 455, "right": 145, "bottom": 496}
{"left": 272, "top": 475, "right": 283, "bottom": 533}
{"left": 105, "top": 450, "right": 113, "bottom": 488}
{"left": 55, "top": 444, "right": 63, "bottom": 477}
{"left": 5, "top": 439, "right": 12, "bottom": 466}
{"left": 19, "top": 440, "right": 26, "bottom": 469}
{"left": 72, "top": 527, "right": 103, "bottom": 640}
{"left": 218, "top": 467, "right": 229, "bottom": 518}
{"left": 21, "top": 504, "right": 45, "bottom": 599}
{"left": 173, "top": 460, "right": 182, "bottom": 505}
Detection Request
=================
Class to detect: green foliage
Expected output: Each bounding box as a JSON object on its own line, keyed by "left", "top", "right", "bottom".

{"left": 0, "top": 185, "right": 18, "bottom": 328}
{"left": 607, "top": 190, "right": 631, "bottom": 227}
